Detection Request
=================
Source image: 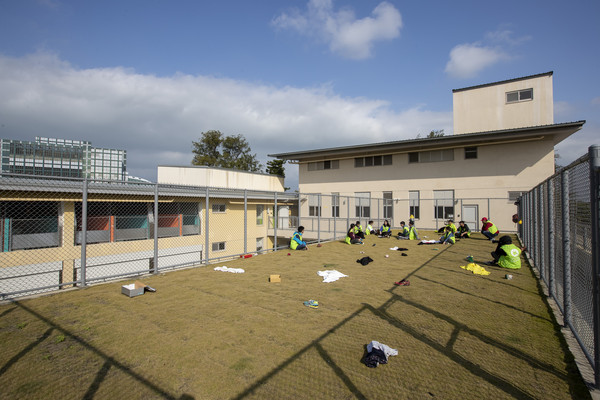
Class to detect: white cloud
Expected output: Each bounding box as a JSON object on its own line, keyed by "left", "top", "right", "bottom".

{"left": 445, "top": 44, "right": 507, "bottom": 79}
{"left": 272, "top": 0, "right": 402, "bottom": 60}
{"left": 445, "top": 28, "right": 528, "bottom": 79}
{"left": 0, "top": 52, "right": 451, "bottom": 188}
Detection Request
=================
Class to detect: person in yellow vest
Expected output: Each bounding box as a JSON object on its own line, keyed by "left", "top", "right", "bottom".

{"left": 397, "top": 221, "right": 409, "bottom": 239}
{"left": 290, "top": 226, "right": 308, "bottom": 250}
{"left": 354, "top": 221, "right": 366, "bottom": 239}
{"left": 345, "top": 223, "right": 363, "bottom": 244}
{"left": 440, "top": 226, "right": 456, "bottom": 245}
{"left": 481, "top": 217, "right": 499, "bottom": 241}
{"left": 456, "top": 221, "right": 471, "bottom": 239}
{"left": 365, "top": 220, "right": 376, "bottom": 235}
{"left": 437, "top": 219, "right": 457, "bottom": 233}
{"left": 379, "top": 220, "right": 392, "bottom": 237}
{"left": 408, "top": 220, "right": 419, "bottom": 240}
{"left": 489, "top": 236, "right": 521, "bottom": 269}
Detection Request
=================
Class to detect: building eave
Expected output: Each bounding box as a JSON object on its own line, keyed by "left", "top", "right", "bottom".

{"left": 268, "top": 121, "right": 585, "bottom": 162}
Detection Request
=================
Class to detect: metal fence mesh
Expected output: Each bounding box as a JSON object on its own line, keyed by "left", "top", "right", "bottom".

{"left": 519, "top": 146, "right": 600, "bottom": 386}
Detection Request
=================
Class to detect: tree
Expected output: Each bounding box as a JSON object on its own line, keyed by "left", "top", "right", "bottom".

{"left": 417, "top": 129, "right": 445, "bottom": 139}
{"left": 192, "top": 130, "right": 262, "bottom": 172}
{"left": 266, "top": 159, "right": 286, "bottom": 177}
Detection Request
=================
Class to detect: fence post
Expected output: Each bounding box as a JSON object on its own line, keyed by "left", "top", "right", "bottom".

{"left": 297, "top": 193, "right": 301, "bottom": 228}
{"left": 80, "top": 178, "right": 88, "bottom": 287}
{"left": 562, "top": 169, "right": 572, "bottom": 327}
{"left": 533, "top": 187, "right": 539, "bottom": 268}
{"left": 205, "top": 187, "right": 210, "bottom": 264}
{"left": 317, "top": 193, "right": 321, "bottom": 244}
{"left": 346, "top": 196, "right": 350, "bottom": 229}
{"left": 244, "top": 189, "right": 247, "bottom": 254}
{"left": 435, "top": 199, "right": 439, "bottom": 231}
{"left": 588, "top": 145, "right": 600, "bottom": 388}
{"left": 539, "top": 185, "right": 545, "bottom": 284}
{"left": 274, "top": 192, "right": 278, "bottom": 251}
{"left": 333, "top": 195, "right": 337, "bottom": 240}
{"left": 547, "top": 181, "right": 555, "bottom": 298}
{"left": 153, "top": 184, "right": 159, "bottom": 274}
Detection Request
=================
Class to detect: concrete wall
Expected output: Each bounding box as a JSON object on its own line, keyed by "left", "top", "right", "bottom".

{"left": 453, "top": 74, "right": 553, "bottom": 134}
{"left": 158, "top": 166, "right": 285, "bottom": 192}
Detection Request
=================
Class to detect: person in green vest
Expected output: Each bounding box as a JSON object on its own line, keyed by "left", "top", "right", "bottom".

{"left": 481, "top": 217, "right": 499, "bottom": 241}
{"left": 437, "top": 219, "right": 457, "bottom": 233}
{"left": 379, "top": 220, "right": 392, "bottom": 237}
{"left": 354, "top": 221, "right": 366, "bottom": 239}
{"left": 439, "top": 226, "right": 455, "bottom": 245}
{"left": 489, "top": 235, "right": 521, "bottom": 269}
{"left": 408, "top": 220, "right": 419, "bottom": 240}
{"left": 456, "top": 221, "right": 471, "bottom": 239}
{"left": 345, "top": 223, "right": 363, "bottom": 244}
{"left": 397, "top": 221, "right": 409, "bottom": 239}
{"left": 365, "top": 220, "right": 376, "bottom": 235}
{"left": 290, "top": 226, "right": 308, "bottom": 250}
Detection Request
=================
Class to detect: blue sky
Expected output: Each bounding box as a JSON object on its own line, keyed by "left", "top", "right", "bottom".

{"left": 0, "top": 0, "right": 598, "bottom": 189}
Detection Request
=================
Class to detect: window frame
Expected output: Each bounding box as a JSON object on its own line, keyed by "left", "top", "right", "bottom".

{"left": 464, "top": 147, "right": 478, "bottom": 159}
{"left": 506, "top": 88, "right": 534, "bottom": 104}
{"left": 211, "top": 241, "right": 226, "bottom": 252}
{"left": 212, "top": 204, "right": 226, "bottom": 213}
{"left": 409, "top": 191, "right": 420, "bottom": 220}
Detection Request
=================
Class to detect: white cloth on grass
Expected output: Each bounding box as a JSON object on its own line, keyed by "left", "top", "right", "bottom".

{"left": 317, "top": 270, "right": 348, "bottom": 283}
{"left": 367, "top": 340, "right": 398, "bottom": 358}
{"left": 389, "top": 246, "right": 399, "bottom": 250}
{"left": 214, "top": 266, "right": 245, "bottom": 273}
{"left": 419, "top": 240, "right": 439, "bottom": 244}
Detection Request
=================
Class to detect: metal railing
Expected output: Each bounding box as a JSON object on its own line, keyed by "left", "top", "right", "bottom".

{"left": 519, "top": 145, "right": 600, "bottom": 387}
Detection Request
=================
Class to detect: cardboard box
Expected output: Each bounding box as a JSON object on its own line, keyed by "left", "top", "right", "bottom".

{"left": 121, "top": 281, "right": 146, "bottom": 297}
{"left": 269, "top": 274, "right": 281, "bottom": 283}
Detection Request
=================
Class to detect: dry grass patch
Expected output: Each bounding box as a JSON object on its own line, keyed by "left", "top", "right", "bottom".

{"left": 0, "top": 232, "right": 590, "bottom": 399}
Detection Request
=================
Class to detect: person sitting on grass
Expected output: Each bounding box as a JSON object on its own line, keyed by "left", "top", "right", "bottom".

{"left": 481, "top": 217, "right": 499, "bottom": 241}
{"left": 437, "top": 219, "right": 457, "bottom": 233}
{"left": 456, "top": 221, "right": 471, "bottom": 239}
{"left": 439, "top": 226, "right": 455, "bottom": 245}
{"left": 488, "top": 235, "right": 521, "bottom": 269}
{"left": 354, "top": 221, "right": 366, "bottom": 239}
{"left": 397, "top": 221, "right": 409, "bottom": 239}
{"left": 408, "top": 220, "right": 419, "bottom": 240}
{"left": 290, "top": 226, "right": 308, "bottom": 250}
{"left": 366, "top": 220, "right": 377, "bottom": 235}
{"left": 380, "top": 220, "right": 392, "bottom": 237}
{"left": 345, "top": 223, "right": 363, "bottom": 244}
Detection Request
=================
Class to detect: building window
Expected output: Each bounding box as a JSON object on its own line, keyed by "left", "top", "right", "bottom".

{"left": 355, "top": 155, "right": 392, "bottom": 168}
{"left": 212, "top": 204, "right": 226, "bottom": 213}
{"left": 506, "top": 88, "right": 533, "bottom": 103}
{"left": 256, "top": 205, "right": 264, "bottom": 225}
{"left": 383, "top": 191, "right": 393, "bottom": 219}
{"left": 409, "top": 191, "right": 420, "bottom": 219}
{"left": 355, "top": 192, "right": 370, "bottom": 218}
{"left": 256, "top": 237, "right": 264, "bottom": 252}
{"left": 410, "top": 149, "right": 454, "bottom": 163}
{"left": 308, "top": 194, "right": 321, "bottom": 217}
{"left": 332, "top": 193, "right": 340, "bottom": 218}
{"left": 465, "top": 147, "right": 478, "bottom": 159}
{"left": 212, "top": 241, "right": 226, "bottom": 252}
{"left": 434, "top": 190, "right": 454, "bottom": 219}
{"left": 308, "top": 160, "right": 339, "bottom": 171}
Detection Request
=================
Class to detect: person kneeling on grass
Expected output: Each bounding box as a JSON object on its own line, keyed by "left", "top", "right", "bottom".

{"left": 481, "top": 217, "right": 499, "bottom": 241}
{"left": 354, "top": 221, "right": 366, "bottom": 239}
{"left": 439, "top": 226, "right": 455, "bottom": 245}
{"left": 456, "top": 221, "right": 471, "bottom": 239}
{"left": 290, "top": 226, "right": 308, "bottom": 250}
{"left": 489, "top": 235, "right": 521, "bottom": 269}
{"left": 345, "top": 224, "right": 363, "bottom": 244}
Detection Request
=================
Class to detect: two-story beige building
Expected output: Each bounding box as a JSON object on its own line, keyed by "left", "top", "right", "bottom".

{"left": 270, "top": 72, "right": 585, "bottom": 233}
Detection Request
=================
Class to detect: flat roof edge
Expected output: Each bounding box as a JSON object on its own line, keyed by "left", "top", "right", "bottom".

{"left": 452, "top": 71, "right": 553, "bottom": 93}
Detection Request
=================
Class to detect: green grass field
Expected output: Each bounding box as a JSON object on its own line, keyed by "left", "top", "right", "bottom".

{"left": 0, "top": 232, "right": 590, "bottom": 399}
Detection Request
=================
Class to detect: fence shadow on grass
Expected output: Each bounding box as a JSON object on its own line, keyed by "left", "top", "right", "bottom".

{"left": 5, "top": 301, "right": 194, "bottom": 400}
{"left": 233, "top": 246, "right": 586, "bottom": 400}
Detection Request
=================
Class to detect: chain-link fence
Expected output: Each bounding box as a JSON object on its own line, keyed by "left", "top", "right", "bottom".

{"left": 1, "top": 174, "right": 521, "bottom": 301}
{"left": 519, "top": 145, "right": 600, "bottom": 387}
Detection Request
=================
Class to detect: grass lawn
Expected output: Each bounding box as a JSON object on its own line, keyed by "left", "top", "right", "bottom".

{"left": 0, "top": 232, "right": 590, "bottom": 399}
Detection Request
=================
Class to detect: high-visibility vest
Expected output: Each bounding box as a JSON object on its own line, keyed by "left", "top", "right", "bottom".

{"left": 448, "top": 223, "right": 457, "bottom": 233}
{"left": 441, "top": 232, "right": 455, "bottom": 244}
{"left": 498, "top": 244, "right": 521, "bottom": 269}
{"left": 381, "top": 225, "right": 390, "bottom": 233}
{"left": 487, "top": 221, "right": 498, "bottom": 234}
{"left": 290, "top": 232, "right": 302, "bottom": 250}
{"left": 409, "top": 226, "right": 418, "bottom": 240}
{"left": 366, "top": 225, "right": 373, "bottom": 235}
